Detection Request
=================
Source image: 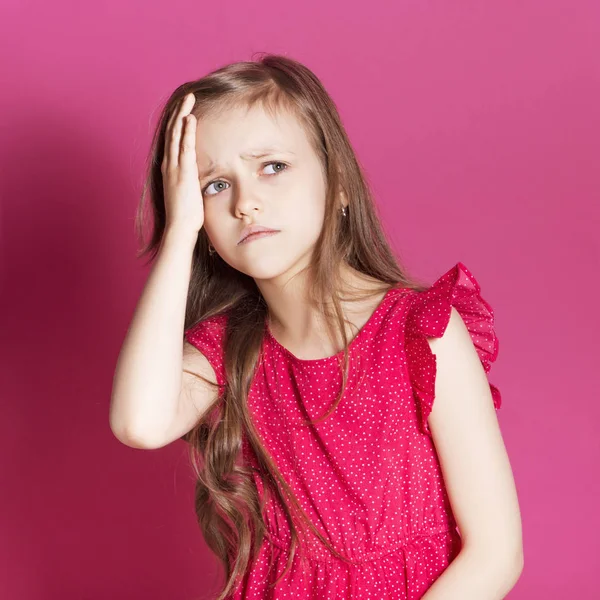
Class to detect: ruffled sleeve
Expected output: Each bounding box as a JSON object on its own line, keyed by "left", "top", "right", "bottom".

{"left": 404, "top": 262, "right": 501, "bottom": 436}
{"left": 184, "top": 314, "right": 228, "bottom": 390}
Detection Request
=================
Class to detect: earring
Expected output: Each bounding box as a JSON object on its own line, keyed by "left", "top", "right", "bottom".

{"left": 208, "top": 243, "right": 215, "bottom": 255}
{"left": 341, "top": 205, "right": 347, "bottom": 217}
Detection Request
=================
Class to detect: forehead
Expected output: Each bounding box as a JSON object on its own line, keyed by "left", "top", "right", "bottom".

{"left": 194, "top": 103, "right": 310, "bottom": 166}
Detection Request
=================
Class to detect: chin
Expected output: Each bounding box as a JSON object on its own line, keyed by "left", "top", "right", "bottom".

{"left": 231, "top": 261, "right": 294, "bottom": 281}
{"left": 224, "top": 251, "right": 312, "bottom": 282}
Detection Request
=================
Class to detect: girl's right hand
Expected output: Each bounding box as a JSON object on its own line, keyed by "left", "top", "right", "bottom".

{"left": 161, "top": 92, "right": 205, "bottom": 234}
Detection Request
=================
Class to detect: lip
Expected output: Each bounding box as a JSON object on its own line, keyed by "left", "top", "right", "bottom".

{"left": 238, "top": 230, "right": 280, "bottom": 245}
{"left": 238, "top": 225, "right": 281, "bottom": 245}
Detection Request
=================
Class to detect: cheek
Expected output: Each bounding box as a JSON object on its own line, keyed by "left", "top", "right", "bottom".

{"left": 278, "top": 204, "right": 325, "bottom": 253}
{"left": 294, "top": 193, "right": 326, "bottom": 231}
{"left": 285, "top": 173, "right": 326, "bottom": 220}
{"left": 202, "top": 204, "right": 227, "bottom": 240}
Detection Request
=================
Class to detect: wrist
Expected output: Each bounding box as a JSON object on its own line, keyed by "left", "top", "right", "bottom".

{"left": 162, "top": 225, "right": 200, "bottom": 250}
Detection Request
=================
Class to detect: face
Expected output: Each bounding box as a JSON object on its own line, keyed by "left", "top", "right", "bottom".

{"left": 194, "top": 103, "right": 328, "bottom": 284}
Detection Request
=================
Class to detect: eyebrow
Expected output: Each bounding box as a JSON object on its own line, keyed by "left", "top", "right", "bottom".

{"left": 198, "top": 148, "right": 295, "bottom": 180}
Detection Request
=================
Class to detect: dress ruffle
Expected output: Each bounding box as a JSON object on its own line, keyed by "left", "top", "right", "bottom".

{"left": 184, "top": 313, "right": 228, "bottom": 389}
{"left": 405, "top": 262, "right": 501, "bottom": 436}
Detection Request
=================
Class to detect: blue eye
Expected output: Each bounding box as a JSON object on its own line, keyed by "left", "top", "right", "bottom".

{"left": 202, "top": 161, "right": 289, "bottom": 197}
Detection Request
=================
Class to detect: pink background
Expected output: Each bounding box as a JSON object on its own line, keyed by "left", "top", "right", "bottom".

{"left": 2, "top": 0, "right": 598, "bottom": 598}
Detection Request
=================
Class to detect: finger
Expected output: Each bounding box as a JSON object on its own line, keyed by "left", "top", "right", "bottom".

{"left": 180, "top": 114, "right": 197, "bottom": 167}
{"left": 170, "top": 93, "right": 195, "bottom": 169}
{"left": 162, "top": 96, "right": 185, "bottom": 170}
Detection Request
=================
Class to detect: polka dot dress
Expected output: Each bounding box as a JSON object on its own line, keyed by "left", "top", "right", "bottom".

{"left": 184, "top": 262, "right": 501, "bottom": 599}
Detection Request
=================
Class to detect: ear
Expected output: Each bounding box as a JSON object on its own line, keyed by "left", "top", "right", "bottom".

{"left": 337, "top": 170, "right": 348, "bottom": 208}
{"left": 340, "top": 189, "right": 348, "bottom": 209}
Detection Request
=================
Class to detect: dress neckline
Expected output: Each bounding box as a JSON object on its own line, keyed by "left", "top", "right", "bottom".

{"left": 264, "top": 285, "right": 410, "bottom": 364}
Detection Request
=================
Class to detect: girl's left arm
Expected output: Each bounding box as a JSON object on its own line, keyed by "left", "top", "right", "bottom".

{"left": 421, "top": 307, "right": 524, "bottom": 600}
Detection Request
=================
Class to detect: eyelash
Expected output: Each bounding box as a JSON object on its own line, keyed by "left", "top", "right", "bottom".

{"left": 201, "top": 161, "right": 289, "bottom": 197}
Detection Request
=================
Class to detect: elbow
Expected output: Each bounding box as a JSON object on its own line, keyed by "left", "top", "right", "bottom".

{"left": 109, "top": 411, "right": 159, "bottom": 450}
{"left": 496, "top": 537, "right": 524, "bottom": 582}
{"left": 110, "top": 420, "right": 146, "bottom": 449}
{"left": 507, "top": 545, "right": 525, "bottom": 583}
{"left": 109, "top": 397, "right": 162, "bottom": 450}
{"left": 462, "top": 540, "right": 524, "bottom": 592}
{"left": 110, "top": 423, "right": 162, "bottom": 449}
{"left": 496, "top": 546, "right": 524, "bottom": 596}
{"left": 497, "top": 544, "right": 525, "bottom": 592}
{"left": 109, "top": 388, "right": 181, "bottom": 450}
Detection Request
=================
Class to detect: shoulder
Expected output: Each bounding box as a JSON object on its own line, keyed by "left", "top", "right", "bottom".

{"left": 402, "top": 262, "right": 502, "bottom": 435}
{"left": 185, "top": 312, "right": 228, "bottom": 345}
{"left": 427, "top": 305, "right": 470, "bottom": 348}
{"left": 405, "top": 262, "right": 498, "bottom": 356}
{"left": 184, "top": 313, "right": 229, "bottom": 388}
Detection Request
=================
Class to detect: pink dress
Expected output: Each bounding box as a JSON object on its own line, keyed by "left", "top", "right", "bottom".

{"left": 184, "top": 262, "right": 501, "bottom": 599}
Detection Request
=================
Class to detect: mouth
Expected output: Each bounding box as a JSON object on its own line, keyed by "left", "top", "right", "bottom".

{"left": 238, "top": 231, "right": 280, "bottom": 245}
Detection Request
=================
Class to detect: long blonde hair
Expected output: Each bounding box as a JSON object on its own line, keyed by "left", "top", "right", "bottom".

{"left": 136, "top": 53, "right": 429, "bottom": 599}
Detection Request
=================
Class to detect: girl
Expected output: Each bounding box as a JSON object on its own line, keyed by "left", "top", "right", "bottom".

{"left": 110, "top": 54, "right": 523, "bottom": 599}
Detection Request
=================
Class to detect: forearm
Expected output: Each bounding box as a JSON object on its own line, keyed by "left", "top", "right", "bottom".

{"left": 109, "top": 226, "right": 198, "bottom": 442}
{"left": 421, "top": 545, "right": 523, "bottom": 600}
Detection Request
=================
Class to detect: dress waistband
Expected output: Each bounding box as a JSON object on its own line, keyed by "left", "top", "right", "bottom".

{"left": 263, "top": 522, "right": 460, "bottom": 565}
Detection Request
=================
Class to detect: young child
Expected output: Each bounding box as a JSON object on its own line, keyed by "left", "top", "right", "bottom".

{"left": 110, "top": 53, "right": 523, "bottom": 600}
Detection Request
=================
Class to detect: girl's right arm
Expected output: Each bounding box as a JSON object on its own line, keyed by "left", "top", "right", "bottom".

{"left": 109, "top": 226, "right": 219, "bottom": 449}
{"left": 110, "top": 92, "right": 216, "bottom": 449}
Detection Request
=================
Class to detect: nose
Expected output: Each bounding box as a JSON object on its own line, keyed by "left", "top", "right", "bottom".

{"left": 233, "top": 181, "right": 264, "bottom": 218}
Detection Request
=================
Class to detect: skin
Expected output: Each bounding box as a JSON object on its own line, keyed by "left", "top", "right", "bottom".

{"left": 194, "top": 103, "right": 383, "bottom": 360}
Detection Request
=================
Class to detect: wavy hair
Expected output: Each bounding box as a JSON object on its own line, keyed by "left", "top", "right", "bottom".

{"left": 135, "top": 53, "right": 429, "bottom": 599}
